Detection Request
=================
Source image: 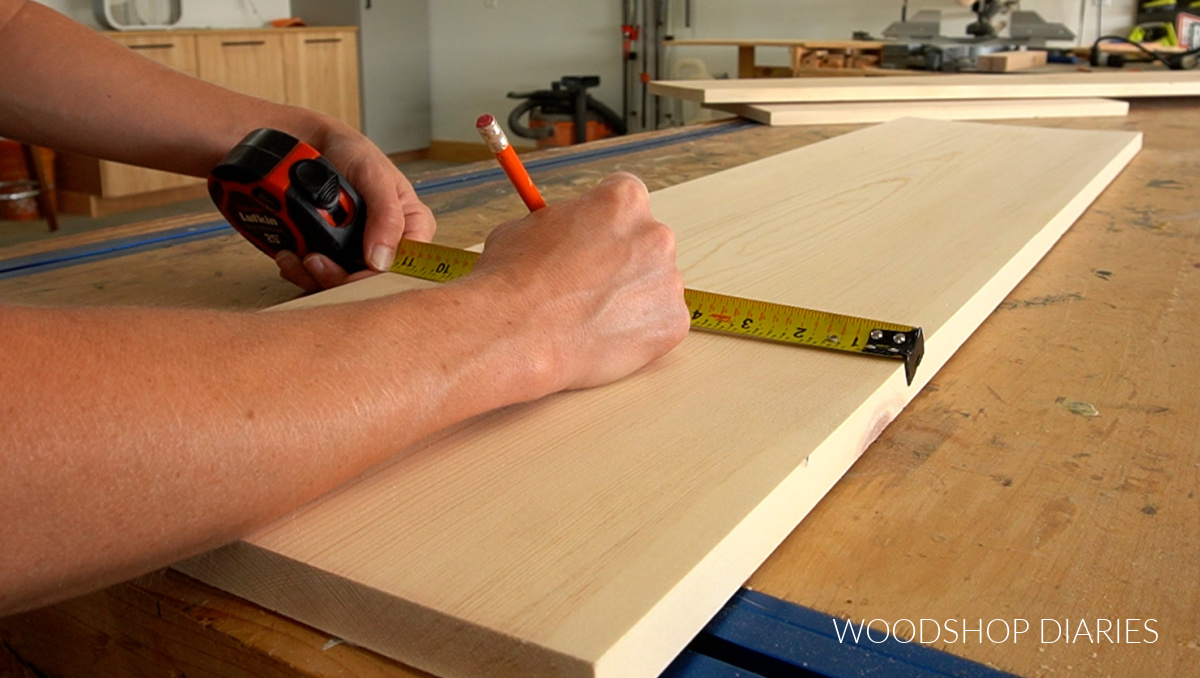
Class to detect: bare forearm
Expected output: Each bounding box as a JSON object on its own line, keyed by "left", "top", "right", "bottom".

{"left": 0, "top": 0, "right": 333, "bottom": 176}
{"left": 0, "top": 172, "right": 687, "bottom": 616}
{"left": 0, "top": 276, "right": 549, "bottom": 615}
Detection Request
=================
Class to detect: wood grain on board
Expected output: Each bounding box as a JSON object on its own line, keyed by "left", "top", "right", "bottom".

{"left": 176, "top": 118, "right": 1141, "bottom": 678}
{"left": 711, "top": 98, "right": 1129, "bottom": 126}
{"left": 650, "top": 71, "right": 1200, "bottom": 104}
{"left": 977, "top": 49, "right": 1049, "bottom": 72}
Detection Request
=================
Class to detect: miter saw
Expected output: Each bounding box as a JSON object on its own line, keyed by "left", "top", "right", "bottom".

{"left": 966, "top": 0, "right": 1014, "bottom": 38}
{"left": 880, "top": 0, "right": 1074, "bottom": 71}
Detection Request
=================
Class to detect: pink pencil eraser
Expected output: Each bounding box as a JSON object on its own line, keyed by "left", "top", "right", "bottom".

{"left": 476, "top": 114, "right": 495, "bottom": 128}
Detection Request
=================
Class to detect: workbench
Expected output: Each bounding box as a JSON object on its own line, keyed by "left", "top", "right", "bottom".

{"left": 1, "top": 102, "right": 1197, "bottom": 678}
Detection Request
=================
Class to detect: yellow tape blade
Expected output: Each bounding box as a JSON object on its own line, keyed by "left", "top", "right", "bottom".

{"left": 388, "top": 240, "right": 923, "bottom": 383}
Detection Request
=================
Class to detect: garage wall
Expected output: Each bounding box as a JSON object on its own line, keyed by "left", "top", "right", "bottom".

{"left": 427, "top": 2, "right": 624, "bottom": 146}
{"left": 31, "top": 0, "right": 1141, "bottom": 147}
{"left": 427, "top": 0, "right": 1139, "bottom": 144}
{"left": 33, "top": 0, "right": 291, "bottom": 29}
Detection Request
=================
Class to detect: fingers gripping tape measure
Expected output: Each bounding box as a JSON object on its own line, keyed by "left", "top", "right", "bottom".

{"left": 209, "top": 129, "right": 367, "bottom": 272}
{"left": 390, "top": 240, "right": 925, "bottom": 385}
{"left": 209, "top": 129, "right": 925, "bottom": 385}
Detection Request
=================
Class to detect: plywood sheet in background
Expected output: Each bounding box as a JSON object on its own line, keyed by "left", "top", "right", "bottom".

{"left": 650, "top": 70, "right": 1200, "bottom": 104}
{"left": 177, "top": 119, "right": 1141, "bottom": 678}
{"left": 711, "top": 97, "right": 1129, "bottom": 126}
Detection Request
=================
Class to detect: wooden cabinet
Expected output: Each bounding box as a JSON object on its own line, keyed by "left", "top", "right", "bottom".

{"left": 113, "top": 32, "right": 199, "bottom": 77}
{"left": 195, "top": 33, "right": 288, "bottom": 103}
{"left": 83, "top": 33, "right": 207, "bottom": 200}
{"left": 282, "top": 31, "right": 362, "bottom": 128}
{"left": 58, "top": 27, "right": 360, "bottom": 216}
{"left": 292, "top": 0, "right": 431, "bottom": 155}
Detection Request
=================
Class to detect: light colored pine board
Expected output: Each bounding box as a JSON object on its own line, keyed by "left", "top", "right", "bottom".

{"left": 711, "top": 98, "right": 1129, "bottom": 126}
{"left": 649, "top": 71, "right": 1200, "bottom": 104}
{"left": 176, "top": 118, "right": 1141, "bottom": 678}
{"left": 977, "top": 50, "right": 1048, "bottom": 72}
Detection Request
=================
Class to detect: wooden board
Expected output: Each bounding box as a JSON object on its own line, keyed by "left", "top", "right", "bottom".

{"left": 175, "top": 118, "right": 1141, "bottom": 678}
{"left": 649, "top": 71, "right": 1200, "bottom": 104}
{"left": 977, "top": 49, "right": 1048, "bottom": 72}
{"left": 711, "top": 98, "right": 1129, "bottom": 126}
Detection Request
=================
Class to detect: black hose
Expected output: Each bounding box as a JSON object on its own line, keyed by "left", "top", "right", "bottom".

{"left": 586, "top": 95, "right": 628, "bottom": 135}
{"left": 507, "top": 100, "right": 554, "bottom": 139}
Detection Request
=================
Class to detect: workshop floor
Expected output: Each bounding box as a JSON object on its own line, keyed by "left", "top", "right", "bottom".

{"left": 0, "top": 158, "right": 461, "bottom": 250}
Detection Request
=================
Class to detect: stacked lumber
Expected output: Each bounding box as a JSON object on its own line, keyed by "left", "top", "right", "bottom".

{"left": 177, "top": 118, "right": 1141, "bottom": 678}
{"left": 710, "top": 98, "right": 1129, "bottom": 126}
{"left": 650, "top": 71, "right": 1200, "bottom": 126}
{"left": 791, "top": 40, "right": 884, "bottom": 76}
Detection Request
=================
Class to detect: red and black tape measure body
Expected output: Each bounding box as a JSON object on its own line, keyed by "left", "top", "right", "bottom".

{"left": 209, "top": 129, "right": 367, "bottom": 272}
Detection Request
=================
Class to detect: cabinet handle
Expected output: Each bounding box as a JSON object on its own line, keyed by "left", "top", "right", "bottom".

{"left": 128, "top": 43, "right": 175, "bottom": 50}
{"left": 305, "top": 38, "right": 343, "bottom": 44}
{"left": 221, "top": 40, "right": 266, "bottom": 47}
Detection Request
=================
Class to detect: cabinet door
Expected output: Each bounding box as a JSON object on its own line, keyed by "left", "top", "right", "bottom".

{"left": 282, "top": 30, "right": 362, "bottom": 130}
{"left": 196, "top": 33, "right": 287, "bottom": 103}
{"left": 98, "top": 33, "right": 203, "bottom": 197}
{"left": 290, "top": 0, "right": 431, "bottom": 154}
{"left": 112, "top": 32, "right": 199, "bottom": 77}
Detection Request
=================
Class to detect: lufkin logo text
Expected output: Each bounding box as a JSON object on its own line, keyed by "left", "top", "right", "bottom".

{"left": 238, "top": 212, "right": 280, "bottom": 227}
{"left": 831, "top": 618, "right": 1159, "bottom": 645}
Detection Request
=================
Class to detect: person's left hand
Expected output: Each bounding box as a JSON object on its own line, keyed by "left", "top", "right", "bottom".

{"left": 274, "top": 122, "right": 436, "bottom": 292}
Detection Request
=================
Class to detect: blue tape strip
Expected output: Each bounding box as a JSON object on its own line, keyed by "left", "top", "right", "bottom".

{"left": 0, "top": 122, "right": 750, "bottom": 281}
{"left": 0, "top": 221, "right": 232, "bottom": 281}
{"left": 686, "top": 589, "right": 1020, "bottom": 678}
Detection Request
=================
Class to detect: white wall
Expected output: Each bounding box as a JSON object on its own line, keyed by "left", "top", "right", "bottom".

{"left": 670, "top": 1, "right": 1139, "bottom": 76}
{"left": 670, "top": 1, "right": 1135, "bottom": 44}
{"left": 36, "top": 0, "right": 1141, "bottom": 145}
{"left": 34, "top": 0, "right": 291, "bottom": 29}
{"left": 429, "top": 2, "right": 623, "bottom": 144}
{"left": 426, "top": 0, "right": 1138, "bottom": 144}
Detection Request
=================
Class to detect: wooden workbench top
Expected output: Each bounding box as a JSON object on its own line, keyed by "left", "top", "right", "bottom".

{"left": 1, "top": 105, "right": 1196, "bottom": 678}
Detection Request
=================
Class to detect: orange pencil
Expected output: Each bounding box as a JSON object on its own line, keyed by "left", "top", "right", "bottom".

{"left": 475, "top": 114, "right": 546, "bottom": 212}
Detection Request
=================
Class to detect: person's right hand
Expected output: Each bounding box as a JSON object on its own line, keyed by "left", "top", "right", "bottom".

{"left": 469, "top": 172, "right": 690, "bottom": 393}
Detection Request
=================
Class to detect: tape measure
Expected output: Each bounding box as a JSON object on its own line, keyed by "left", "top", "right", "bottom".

{"left": 392, "top": 240, "right": 925, "bottom": 385}
{"left": 209, "top": 129, "right": 367, "bottom": 272}
{"left": 209, "top": 129, "right": 924, "bottom": 385}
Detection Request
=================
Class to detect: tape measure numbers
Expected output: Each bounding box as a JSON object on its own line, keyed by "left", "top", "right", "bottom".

{"left": 393, "top": 240, "right": 924, "bottom": 385}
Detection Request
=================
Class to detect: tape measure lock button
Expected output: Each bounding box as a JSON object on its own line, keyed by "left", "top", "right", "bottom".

{"left": 290, "top": 159, "right": 341, "bottom": 212}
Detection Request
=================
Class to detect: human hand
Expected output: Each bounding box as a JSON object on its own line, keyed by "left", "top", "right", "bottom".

{"left": 275, "top": 121, "right": 436, "bottom": 292}
{"left": 470, "top": 172, "right": 689, "bottom": 393}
